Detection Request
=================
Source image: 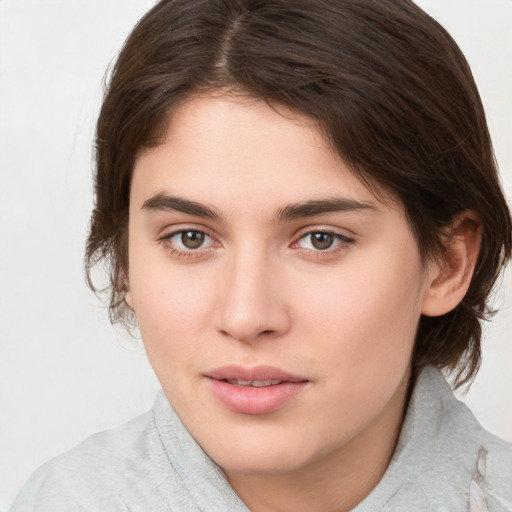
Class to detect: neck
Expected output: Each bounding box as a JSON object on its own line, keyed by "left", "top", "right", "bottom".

{"left": 225, "top": 372, "right": 411, "bottom": 512}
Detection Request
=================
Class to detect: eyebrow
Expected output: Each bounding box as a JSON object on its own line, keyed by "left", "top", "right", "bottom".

{"left": 141, "top": 193, "right": 378, "bottom": 222}
{"left": 275, "top": 197, "right": 379, "bottom": 222}
{"left": 142, "top": 193, "right": 221, "bottom": 220}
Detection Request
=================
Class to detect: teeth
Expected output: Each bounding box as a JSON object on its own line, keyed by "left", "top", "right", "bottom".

{"left": 236, "top": 380, "right": 253, "bottom": 386}
{"left": 226, "top": 379, "right": 282, "bottom": 387}
{"left": 251, "top": 380, "right": 282, "bottom": 387}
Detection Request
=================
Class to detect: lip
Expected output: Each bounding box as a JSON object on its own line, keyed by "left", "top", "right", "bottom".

{"left": 205, "top": 365, "right": 309, "bottom": 415}
{"left": 207, "top": 365, "right": 306, "bottom": 383}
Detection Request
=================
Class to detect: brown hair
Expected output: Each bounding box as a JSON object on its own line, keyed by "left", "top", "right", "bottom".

{"left": 86, "top": 0, "right": 511, "bottom": 387}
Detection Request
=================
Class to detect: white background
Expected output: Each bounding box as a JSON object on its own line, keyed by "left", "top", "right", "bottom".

{"left": 0, "top": 1, "right": 510, "bottom": 509}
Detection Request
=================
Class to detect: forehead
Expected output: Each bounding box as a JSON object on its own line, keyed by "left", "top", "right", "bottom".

{"left": 131, "top": 94, "right": 398, "bottom": 214}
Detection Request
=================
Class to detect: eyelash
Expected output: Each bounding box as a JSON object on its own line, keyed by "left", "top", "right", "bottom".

{"left": 291, "top": 230, "right": 355, "bottom": 256}
{"left": 158, "top": 227, "right": 355, "bottom": 259}
{"left": 159, "top": 228, "right": 219, "bottom": 259}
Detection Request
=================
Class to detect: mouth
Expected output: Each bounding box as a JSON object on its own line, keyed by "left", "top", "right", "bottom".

{"left": 205, "top": 365, "right": 309, "bottom": 415}
{"left": 207, "top": 364, "right": 307, "bottom": 383}
{"left": 223, "top": 379, "right": 284, "bottom": 387}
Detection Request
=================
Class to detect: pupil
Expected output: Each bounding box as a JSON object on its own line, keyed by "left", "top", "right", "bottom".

{"left": 181, "top": 231, "right": 205, "bottom": 249}
{"left": 311, "top": 232, "right": 334, "bottom": 250}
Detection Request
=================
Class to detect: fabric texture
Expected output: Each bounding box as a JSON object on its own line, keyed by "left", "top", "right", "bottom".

{"left": 9, "top": 367, "right": 512, "bottom": 511}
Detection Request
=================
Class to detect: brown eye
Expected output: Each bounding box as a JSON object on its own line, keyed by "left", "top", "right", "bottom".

{"left": 296, "top": 231, "right": 352, "bottom": 252}
{"left": 180, "top": 230, "right": 205, "bottom": 249}
{"left": 310, "top": 232, "right": 335, "bottom": 250}
{"left": 162, "top": 229, "right": 217, "bottom": 256}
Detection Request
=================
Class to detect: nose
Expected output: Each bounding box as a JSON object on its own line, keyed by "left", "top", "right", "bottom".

{"left": 216, "top": 249, "right": 291, "bottom": 343}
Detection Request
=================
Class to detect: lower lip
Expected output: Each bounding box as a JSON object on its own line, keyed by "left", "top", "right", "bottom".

{"left": 207, "top": 379, "right": 308, "bottom": 415}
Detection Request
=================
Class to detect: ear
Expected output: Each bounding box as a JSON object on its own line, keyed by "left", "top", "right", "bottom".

{"left": 123, "top": 274, "right": 135, "bottom": 310}
{"left": 125, "top": 289, "right": 134, "bottom": 310}
{"left": 421, "top": 211, "right": 482, "bottom": 317}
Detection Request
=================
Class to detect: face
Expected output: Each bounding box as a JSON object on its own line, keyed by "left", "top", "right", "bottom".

{"left": 126, "top": 94, "right": 433, "bottom": 478}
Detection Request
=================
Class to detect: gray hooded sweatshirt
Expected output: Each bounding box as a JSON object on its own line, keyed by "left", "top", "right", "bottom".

{"left": 9, "top": 367, "right": 512, "bottom": 511}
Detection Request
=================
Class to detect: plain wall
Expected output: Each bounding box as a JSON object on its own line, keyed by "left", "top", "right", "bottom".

{"left": 0, "top": 1, "right": 510, "bottom": 509}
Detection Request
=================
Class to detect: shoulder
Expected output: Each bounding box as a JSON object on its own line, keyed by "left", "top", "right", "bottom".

{"left": 406, "top": 367, "right": 512, "bottom": 510}
{"left": 440, "top": 377, "right": 512, "bottom": 511}
{"left": 9, "top": 399, "right": 172, "bottom": 512}
{"left": 356, "top": 367, "right": 512, "bottom": 512}
{"left": 10, "top": 391, "right": 249, "bottom": 512}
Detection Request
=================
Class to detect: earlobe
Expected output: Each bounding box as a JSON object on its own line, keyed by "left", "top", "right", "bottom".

{"left": 421, "top": 211, "right": 482, "bottom": 317}
{"left": 123, "top": 274, "right": 134, "bottom": 310}
{"left": 125, "top": 289, "right": 134, "bottom": 310}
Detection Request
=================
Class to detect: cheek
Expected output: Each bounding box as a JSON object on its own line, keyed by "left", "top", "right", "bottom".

{"left": 288, "top": 252, "right": 424, "bottom": 437}
{"left": 293, "top": 247, "right": 425, "bottom": 370}
{"left": 128, "top": 253, "right": 217, "bottom": 358}
{"left": 132, "top": 273, "right": 216, "bottom": 397}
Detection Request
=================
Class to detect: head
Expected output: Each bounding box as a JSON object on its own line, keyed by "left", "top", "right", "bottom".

{"left": 86, "top": 0, "right": 511, "bottom": 389}
{"left": 85, "top": 2, "right": 512, "bottom": 495}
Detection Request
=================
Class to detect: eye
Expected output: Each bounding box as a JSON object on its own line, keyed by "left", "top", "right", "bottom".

{"left": 296, "top": 231, "right": 352, "bottom": 251}
{"left": 164, "top": 229, "right": 215, "bottom": 251}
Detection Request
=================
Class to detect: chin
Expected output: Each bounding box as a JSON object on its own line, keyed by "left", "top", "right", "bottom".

{"left": 205, "top": 433, "right": 325, "bottom": 476}
{"left": 219, "top": 452, "right": 309, "bottom": 476}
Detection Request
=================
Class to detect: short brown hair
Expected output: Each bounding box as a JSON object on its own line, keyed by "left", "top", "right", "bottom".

{"left": 86, "top": 0, "right": 511, "bottom": 387}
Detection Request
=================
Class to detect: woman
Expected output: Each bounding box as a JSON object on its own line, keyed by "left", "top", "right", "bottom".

{"left": 9, "top": 1, "right": 512, "bottom": 510}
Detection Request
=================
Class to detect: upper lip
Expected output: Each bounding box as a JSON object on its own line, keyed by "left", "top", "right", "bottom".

{"left": 206, "top": 365, "right": 308, "bottom": 383}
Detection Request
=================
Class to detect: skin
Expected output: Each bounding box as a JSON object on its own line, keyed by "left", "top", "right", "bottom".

{"left": 125, "top": 94, "right": 474, "bottom": 511}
